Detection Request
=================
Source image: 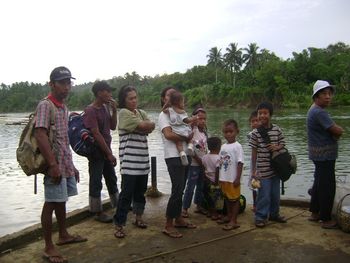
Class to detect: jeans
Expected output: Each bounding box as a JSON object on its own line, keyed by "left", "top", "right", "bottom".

{"left": 113, "top": 174, "right": 148, "bottom": 226}
{"left": 183, "top": 166, "right": 204, "bottom": 210}
{"left": 255, "top": 175, "right": 280, "bottom": 221}
{"left": 88, "top": 152, "right": 118, "bottom": 213}
{"left": 309, "top": 160, "right": 336, "bottom": 221}
{"left": 165, "top": 157, "right": 187, "bottom": 219}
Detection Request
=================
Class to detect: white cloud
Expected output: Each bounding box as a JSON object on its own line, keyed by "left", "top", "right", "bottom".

{"left": 0, "top": 0, "right": 349, "bottom": 85}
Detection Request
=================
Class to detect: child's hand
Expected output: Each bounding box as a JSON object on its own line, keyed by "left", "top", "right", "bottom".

{"left": 267, "top": 143, "right": 280, "bottom": 152}
{"left": 233, "top": 178, "right": 240, "bottom": 187}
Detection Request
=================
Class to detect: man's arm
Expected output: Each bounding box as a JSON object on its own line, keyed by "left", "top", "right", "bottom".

{"left": 34, "top": 128, "right": 60, "bottom": 183}
{"left": 90, "top": 128, "right": 117, "bottom": 166}
{"left": 109, "top": 100, "right": 117, "bottom": 130}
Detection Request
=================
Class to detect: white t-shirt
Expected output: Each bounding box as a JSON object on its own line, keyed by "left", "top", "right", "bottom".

{"left": 168, "top": 107, "right": 192, "bottom": 137}
{"left": 158, "top": 111, "right": 187, "bottom": 159}
{"left": 219, "top": 142, "right": 244, "bottom": 183}
{"left": 202, "top": 153, "right": 220, "bottom": 183}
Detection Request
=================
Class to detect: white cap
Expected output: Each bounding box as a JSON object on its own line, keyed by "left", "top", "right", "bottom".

{"left": 312, "top": 80, "right": 334, "bottom": 98}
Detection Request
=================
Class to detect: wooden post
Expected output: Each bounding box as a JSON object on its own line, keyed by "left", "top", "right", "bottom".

{"left": 146, "top": 156, "right": 162, "bottom": 197}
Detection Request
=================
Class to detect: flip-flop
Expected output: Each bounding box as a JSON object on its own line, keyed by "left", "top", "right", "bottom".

{"left": 162, "top": 229, "right": 183, "bottom": 238}
{"left": 307, "top": 216, "right": 320, "bottom": 222}
{"left": 133, "top": 220, "right": 148, "bottom": 229}
{"left": 42, "top": 252, "right": 68, "bottom": 263}
{"left": 114, "top": 226, "right": 126, "bottom": 238}
{"left": 321, "top": 223, "right": 338, "bottom": 229}
{"left": 217, "top": 218, "right": 230, "bottom": 225}
{"left": 56, "top": 235, "right": 88, "bottom": 246}
{"left": 222, "top": 224, "right": 240, "bottom": 231}
{"left": 174, "top": 222, "right": 197, "bottom": 229}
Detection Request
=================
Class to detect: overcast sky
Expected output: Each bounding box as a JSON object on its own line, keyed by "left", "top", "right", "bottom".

{"left": 0, "top": 0, "right": 349, "bottom": 85}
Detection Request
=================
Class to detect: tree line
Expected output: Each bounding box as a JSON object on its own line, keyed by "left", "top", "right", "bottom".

{"left": 0, "top": 41, "right": 349, "bottom": 113}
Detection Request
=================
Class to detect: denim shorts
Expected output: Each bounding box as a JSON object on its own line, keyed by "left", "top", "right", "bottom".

{"left": 44, "top": 176, "right": 78, "bottom": 202}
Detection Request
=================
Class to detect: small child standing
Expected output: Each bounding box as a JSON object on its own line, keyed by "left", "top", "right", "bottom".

{"left": 162, "top": 90, "right": 197, "bottom": 166}
{"left": 219, "top": 119, "right": 244, "bottom": 231}
{"left": 249, "top": 102, "right": 287, "bottom": 228}
{"left": 182, "top": 106, "right": 208, "bottom": 218}
{"left": 201, "top": 137, "right": 224, "bottom": 221}
{"left": 247, "top": 110, "right": 260, "bottom": 212}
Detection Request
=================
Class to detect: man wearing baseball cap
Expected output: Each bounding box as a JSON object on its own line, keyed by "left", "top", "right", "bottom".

{"left": 34, "top": 66, "right": 87, "bottom": 263}
{"left": 307, "top": 80, "right": 344, "bottom": 229}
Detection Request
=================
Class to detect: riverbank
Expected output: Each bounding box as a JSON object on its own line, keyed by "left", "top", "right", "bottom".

{"left": 1, "top": 195, "right": 349, "bottom": 263}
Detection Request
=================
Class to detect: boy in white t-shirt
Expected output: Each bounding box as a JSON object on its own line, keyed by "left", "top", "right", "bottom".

{"left": 219, "top": 119, "right": 244, "bottom": 231}
{"left": 202, "top": 137, "right": 224, "bottom": 221}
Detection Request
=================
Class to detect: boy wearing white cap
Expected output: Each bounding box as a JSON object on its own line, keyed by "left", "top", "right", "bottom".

{"left": 307, "top": 80, "right": 344, "bottom": 229}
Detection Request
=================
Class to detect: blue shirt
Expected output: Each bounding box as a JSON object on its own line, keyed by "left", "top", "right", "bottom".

{"left": 307, "top": 104, "right": 338, "bottom": 161}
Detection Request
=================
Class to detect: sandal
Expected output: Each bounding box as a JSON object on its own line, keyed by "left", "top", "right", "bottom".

{"left": 114, "top": 226, "right": 126, "bottom": 238}
{"left": 133, "top": 220, "right": 148, "bottom": 229}
{"left": 181, "top": 211, "right": 189, "bottom": 218}
{"left": 222, "top": 224, "right": 240, "bottom": 231}
{"left": 255, "top": 220, "right": 266, "bottom": 228}
{"left": 217, "top": 217, "right": 229, "bottom": 225}
{"left": 162, "top": 229, "right": 183, "bottom": 238}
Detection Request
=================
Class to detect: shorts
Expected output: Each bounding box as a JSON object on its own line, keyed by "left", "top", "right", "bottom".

{"left": 220, "top": 181, "right": 240, "bottom": 201}
{"left": 44, "top": 176, "right": 78, "bottom": 202}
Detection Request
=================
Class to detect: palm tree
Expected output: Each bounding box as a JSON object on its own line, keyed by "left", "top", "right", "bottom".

{"left": 224, "top": 43, "right": 243, "bottom": 88}
{"left": 207, "top": 47, "right": 223, "bottom": 84}
{"left": 243, "top": 43, "right": 260, "bottom": 71}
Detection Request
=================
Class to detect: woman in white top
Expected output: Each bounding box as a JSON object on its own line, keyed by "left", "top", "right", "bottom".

{"left": 158, "top": 86, "right": 197, "bottom": 238}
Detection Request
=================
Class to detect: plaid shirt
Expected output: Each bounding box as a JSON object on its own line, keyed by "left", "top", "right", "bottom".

{"left": 35, "top": 99, "right": 75, "bottom": 177}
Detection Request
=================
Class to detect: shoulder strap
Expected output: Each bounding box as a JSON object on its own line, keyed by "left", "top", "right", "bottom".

{"left": 257, "top": 126, "right": 271, "bottom": 144}
{"left": 43, "top": 97, "right": 57, "bottom": 126}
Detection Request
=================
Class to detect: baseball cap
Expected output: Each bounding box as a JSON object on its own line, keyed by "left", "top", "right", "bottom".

{"left": 50, "top": 66, "right": 75, "bottom": 81}
{"left": 312, "top": 80, "right": 334, "bottom": 98}
{"left": 91, "top": 80, "right": 115, "bottom": 95}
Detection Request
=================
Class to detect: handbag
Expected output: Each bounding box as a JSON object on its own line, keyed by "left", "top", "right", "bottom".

{"left": 257, "top": 127, "right": 297, "bottom": 182}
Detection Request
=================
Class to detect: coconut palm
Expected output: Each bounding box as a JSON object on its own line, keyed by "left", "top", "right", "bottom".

{"left": 207, "top": 47, "right": 223, "bottom": 84}
{"left": 243, "top": 43, "right": 260, "bottom": 71}
{"left": 224, "top": 42, "right": 243, "bottom": 88}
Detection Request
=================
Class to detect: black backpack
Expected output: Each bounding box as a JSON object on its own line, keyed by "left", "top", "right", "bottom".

{"left": 68, "top": 112, "right": 96, "bottom": 157}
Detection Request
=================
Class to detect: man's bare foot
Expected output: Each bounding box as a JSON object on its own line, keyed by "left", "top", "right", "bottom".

{"left": 43, "top": 247, "right": 67, "bottom": 263}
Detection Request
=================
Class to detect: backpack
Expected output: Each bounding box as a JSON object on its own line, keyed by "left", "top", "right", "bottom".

{"left": 257, "top": 126, "right": 297, "bottom": 182}
{"left": 68, "top": 112, "right": 96, "bottom": 157}
{"left": 16, "top": 99, "right": 56, "bottom": 176}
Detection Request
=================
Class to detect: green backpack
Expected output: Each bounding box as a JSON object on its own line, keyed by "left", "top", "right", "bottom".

{"left": 16, "top": 99, "right": 56, "bottom": 176}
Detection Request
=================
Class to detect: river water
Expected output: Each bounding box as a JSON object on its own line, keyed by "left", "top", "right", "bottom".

{"left": 0, "top": 108, "right": 349, "bottom": 237}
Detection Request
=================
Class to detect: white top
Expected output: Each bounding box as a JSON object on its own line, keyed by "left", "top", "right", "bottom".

{"left": 191, "top": 126, "right": 207, "bottom": 166}
{"left": 158, "top": 111, "right": 188, "bottom": 159}
{"left": 219, "top": 142, "right": 244, "bottom": 183}
{"left": 168, "top": 107, "right": 192, "bottom": 137}
{"left": 202, "top": 153, "right": 220, "bottom": 183}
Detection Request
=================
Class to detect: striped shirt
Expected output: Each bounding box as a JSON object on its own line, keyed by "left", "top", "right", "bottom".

{"left": 249, "top": 124, "right": 285, "bottom": 178}
{"left": 118, "top": 109, "right": 150, "bottom": 176}
{"left": 35, "top": 99, "right": 75, "bottom": 178}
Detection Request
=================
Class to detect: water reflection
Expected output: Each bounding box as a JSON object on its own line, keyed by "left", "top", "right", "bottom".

{"left": 0, "top": 108, "right": 349, "bottom": 237}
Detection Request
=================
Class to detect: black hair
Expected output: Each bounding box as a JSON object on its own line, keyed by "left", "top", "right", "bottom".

{"left": 91, "top": 81, "right": 113, "bottom": 97}
{"left": 160, "top": 86, "right": 178, "bottom": 107}
{"left": 192, "top": 104, "right": 206, "bottom": 116}
{"left": 249, "top": 110, "right": 258, "bottom": 122}
{"left": 207, "top": 137, "right": 222, "bottom": 152}
{"left": 256, "top": 101, "right": 273, "bottom": 116}
{"left": 118, "top": 85, "right": 137, "bottom": 109}
{"left": 223, "top": 119, "right": 239, "bottom": 130}
{"left": 169, "top": 90, "right": 183, "bottom": 107}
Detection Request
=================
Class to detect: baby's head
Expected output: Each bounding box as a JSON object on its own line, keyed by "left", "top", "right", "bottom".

{"left": 169, "top": 90, "right": 185, "bottom": 109}
{"left": 207, "top": 137, "right": 222, "bottom": 154}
